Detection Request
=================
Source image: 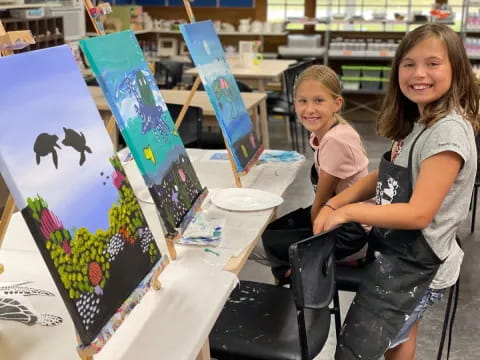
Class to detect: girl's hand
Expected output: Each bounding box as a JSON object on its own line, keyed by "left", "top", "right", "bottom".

{"left": 312, "top": 206, "right": 334, "bottom": 234}
{"left": 313, "top": 205, "right": 350, "bottom": 234}
{"left": 323, "top": 207, "right": 349, "bottom": 231}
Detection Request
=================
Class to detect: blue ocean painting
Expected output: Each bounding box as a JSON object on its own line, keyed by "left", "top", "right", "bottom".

{"left": 0, "top": 45, "right": 162, "bottom": 345}
{"left": 0, "top": 46, "right": 119, "bottom": 233}
{"left": 80, "top": 31, "right": 203, "bottom": 234}
{"left": 180, "top": 20, "right": 263, "bottom": 172}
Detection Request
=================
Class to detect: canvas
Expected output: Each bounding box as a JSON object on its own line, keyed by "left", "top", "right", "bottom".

{"left": 79, "top": 31, "right": 204, "bottom": 235}
{"left": 0, "top": 45, "right": 163, "bottom": 346}
{"left": 180, "top": 20, "right": 263, "bottom": 173}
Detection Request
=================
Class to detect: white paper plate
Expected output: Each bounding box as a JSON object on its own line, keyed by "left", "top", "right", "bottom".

{"left": 211, "top": 188, "right": 283, "bottom": 212}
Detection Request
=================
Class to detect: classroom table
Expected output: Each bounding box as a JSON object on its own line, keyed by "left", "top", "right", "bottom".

{"left": 185, "top": 59, "right": 297, "bottom": 92}
{"left": 88, "top": 86, "right": 271, "bottom": 149}
{"left": 0, "top": 148, "right": 304, "bottom": 360}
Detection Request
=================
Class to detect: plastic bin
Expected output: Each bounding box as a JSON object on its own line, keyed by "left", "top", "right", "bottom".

{"left": 382, "top": 66, "right": 392, "bottom": 80}
{"left": 341, "top": 76, "right": 361, "bottom": 90}
{"left": 341, "top": 65, "right": 362, "bottom": 77}
{"left": 362, "top": 65, "right": 382, "bottom": 78}
{"left": 380, "top": 78, "right": 389, "bottom": 91}
{"left": 361, "top": 77, "right": 381, "bottom": 90}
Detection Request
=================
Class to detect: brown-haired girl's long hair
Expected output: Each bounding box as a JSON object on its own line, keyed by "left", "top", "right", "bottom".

{"left": 294, "top": 64, "right": 348, "bottom": 124}
{"left": 378, "top": 24, "right": 480, "bottom": 140}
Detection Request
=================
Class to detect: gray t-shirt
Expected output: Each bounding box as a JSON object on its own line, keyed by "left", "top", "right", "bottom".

{"left": 393, "top": 112, "right": 476, "bottom": 289}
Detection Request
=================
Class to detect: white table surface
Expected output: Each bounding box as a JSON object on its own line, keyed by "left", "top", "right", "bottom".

{"left": 0, "top": 148, "right": 304, "bottom": 359}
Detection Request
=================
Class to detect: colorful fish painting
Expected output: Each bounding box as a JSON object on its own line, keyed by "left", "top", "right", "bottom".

{"left": 80, "top": 31, "right": 205, "bottom": 235}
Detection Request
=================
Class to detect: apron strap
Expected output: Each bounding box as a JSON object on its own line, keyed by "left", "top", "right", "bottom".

{"left": 407, "top": 127, "right": 428, "bottom": 192}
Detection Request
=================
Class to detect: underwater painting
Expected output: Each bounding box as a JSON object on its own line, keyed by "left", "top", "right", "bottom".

{"left": 180, "top": 20, "right": 263, "bottom": 173}
{"left": 79, "top": 31, "right": 203, "bottom": 235}
{"left": 0, "top": 45, "right": 163, "bottom": 346}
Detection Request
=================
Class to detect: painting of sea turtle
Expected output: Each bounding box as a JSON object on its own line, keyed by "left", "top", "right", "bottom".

{"left": 0, "top": 45, "right": 164, "bottom": 346}
{"left": 62, "top": 127, "right": 92, "bottom": 166}
{"left": 33, "top": 133, "right": 61, "bottom": 169}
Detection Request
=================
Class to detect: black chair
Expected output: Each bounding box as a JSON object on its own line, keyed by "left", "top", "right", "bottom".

{"left": 210, "top": 231, "right": 337, "bottom": 360}
{"left": 267, "top": 60, "right": 317, "bottom": 152}
{"left": 165, "top": 103, "right": 203, "bottom": 147}
{"left": 155, "top": 60, "right": 184, "bottom": 89}
{"left": 470, "top": 134, "right": 480, "bottom": 232}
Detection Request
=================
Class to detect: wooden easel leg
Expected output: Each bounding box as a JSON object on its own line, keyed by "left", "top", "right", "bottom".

{"left": 175, "top": 76, "right": 202, "bottom": 129}
{"left": 165, "top": 233, "right": 178, "bottom": 260}
{"left": 0, "top": 195, "right": 16, "bottom": 274}
{"left": 195, "top": 339, "right": 211, "bottom": 360}
{"left": 150, "top": 256, "right": 168, "bottom": 290}
{"left": 105, "top": 115, "right": 118, "bottom": 150}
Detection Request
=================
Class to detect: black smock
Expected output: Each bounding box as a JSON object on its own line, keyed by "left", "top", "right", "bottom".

{"left": 336, "top": 129, "right": 443, "bottom": 359}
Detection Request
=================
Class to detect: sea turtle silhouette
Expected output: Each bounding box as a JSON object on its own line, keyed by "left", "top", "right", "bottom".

{"left": 33, "top": 133, "right": 61, "bottom": 169}
{"left": 62, "top": 127, "right": 92, "bottom": 166}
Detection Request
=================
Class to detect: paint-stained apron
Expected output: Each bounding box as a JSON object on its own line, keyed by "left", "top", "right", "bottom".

{"left": 335, "top": 129, "right": 443, "bottom": 359}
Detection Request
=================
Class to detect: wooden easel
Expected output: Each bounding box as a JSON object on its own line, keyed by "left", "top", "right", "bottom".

{"left": 0, "top": 21, "right": 35, "bottom": 275}
{"left": 83, "top": 0, "right": 118, "bottom": 147}
{"left": 175, "top": 0, "right": 264, "bottom": 188}
{"left": 78, "top": 3, "right": 168, "bottom": 359}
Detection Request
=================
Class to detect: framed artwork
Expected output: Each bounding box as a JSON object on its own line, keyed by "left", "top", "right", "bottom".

{"left": 180, "top": 20, "right": 263, "bottom": 173}
{"left": 0, "top": 45, "right": 164, "bottom": 347}
{"left": 79, "top": 31, "right": 204, "bottom": 236}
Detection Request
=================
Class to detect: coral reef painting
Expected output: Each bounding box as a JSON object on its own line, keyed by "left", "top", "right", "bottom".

{"left": 180, "top": 20, "right": 263, "bottom": 173}
{"left": 79, "top": 31, "right": 204, "bottom": 234}
{"left": 0, "top": 45, "right": 162, "bottom": 346}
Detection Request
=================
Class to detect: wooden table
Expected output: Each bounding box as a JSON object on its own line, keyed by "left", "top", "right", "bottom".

{"left": 185, "top": 59, "right": 297, "bottom": 92}
{"left": 88, "top": 86, "right": 270, "bottom": 149}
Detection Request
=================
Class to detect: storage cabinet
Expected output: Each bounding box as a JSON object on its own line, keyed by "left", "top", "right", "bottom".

{"left": 1, "top": 16, "right": 64, "bottom": 53}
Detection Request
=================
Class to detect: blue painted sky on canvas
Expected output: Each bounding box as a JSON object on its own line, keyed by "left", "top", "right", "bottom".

{"left": 0, "top": 45, "right": 119, "bottom": 233}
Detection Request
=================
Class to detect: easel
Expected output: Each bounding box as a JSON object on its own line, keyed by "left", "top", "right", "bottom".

{"left": 83, "top": 0, "right": 119, "bottom": 147}
{"left": 175, "top": 0, "right": 264, "bottom": 188}
{"left": 0, "top": 21, "right": 35, "bottom": 275}
{"left": 77, "top": 3, "right": 167, "bottom": 359}
{"left": 82, "top": 0, "right": 216, "bottom": 261}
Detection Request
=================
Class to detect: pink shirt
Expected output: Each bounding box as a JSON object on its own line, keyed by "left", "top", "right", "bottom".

{"left": 309, "top": 123, "right": 369, "bottom": 194}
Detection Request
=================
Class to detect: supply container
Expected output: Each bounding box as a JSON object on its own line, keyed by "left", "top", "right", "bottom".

{"left": 341, "top": 65, "right": 362, "bottom": 77}
{"left": 361, "top": 65, "right": 382, "bottom": 78}
{"left": 382, "top": 66, "right": 392, "bottom": 80}
{"left": 341, "top": 76, "right": 361, "bottom": 91}
{"left": 361, "top": 77, "right": 381, "bottom": 90}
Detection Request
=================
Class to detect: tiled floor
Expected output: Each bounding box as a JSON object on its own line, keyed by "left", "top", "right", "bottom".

{"left": 238, "top": 112, "right": 480, "bottom": 359}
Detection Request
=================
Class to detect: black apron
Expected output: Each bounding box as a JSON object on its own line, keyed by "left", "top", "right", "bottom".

{"left": 336, "top": 129, "right": 443, "bottom": 359}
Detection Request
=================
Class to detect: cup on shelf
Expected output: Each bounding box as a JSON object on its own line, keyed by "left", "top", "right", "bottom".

{"left": 238, "top": 24, "right": 250, "bottom": 33}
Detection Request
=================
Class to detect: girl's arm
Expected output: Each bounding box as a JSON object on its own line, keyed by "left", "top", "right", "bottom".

{"left": 313, "top": 170, "right": 378, "bottom": 233}
{"left": 310, "top": 169, "right": 339, "bottom": 223}
{"left": 320, "top": 151, "right": 463, "bottom": 232}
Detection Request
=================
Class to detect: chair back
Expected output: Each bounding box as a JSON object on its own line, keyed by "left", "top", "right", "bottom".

{"left": 289, "top": 230, "right": 337, "bottom": 309}
{"left": 475, "top": 134, "right": 480, "bottom": 182}
{"left": 155, "top": 60, "right": 184, "bottom": 89}
{"left": 166, "top": 103, "right": 203, "bottom": 147}
{"left": 284, "top": 62, "right": 306, "bottom": 106}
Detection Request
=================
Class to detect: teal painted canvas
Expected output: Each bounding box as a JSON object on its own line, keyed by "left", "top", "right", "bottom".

{"left": 80, "top": 31, "right": 203, "bottom": 234}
